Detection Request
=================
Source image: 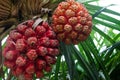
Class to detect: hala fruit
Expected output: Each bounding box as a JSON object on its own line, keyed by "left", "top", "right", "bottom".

{"left": 4, "top": 50, "right": 18, "bottom": 60}
{"left": 2, "top": 19, "right": 60, "bottom": 79}
{"left": 16, "top": 56, "right": 27, "bottom": 67}
{"left": 52, "top": 0, "right": 92, "bottom": 44}
{"left": 36, "top": 71, "right": 44, "bottom": 78}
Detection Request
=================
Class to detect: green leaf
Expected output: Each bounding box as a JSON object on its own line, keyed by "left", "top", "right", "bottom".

{"left": 77, "top": 0, "right": 99, "bottom": 3}
{"left": 54, "top": 56, "right": 61, "bottom": 80}
{"left": 93, "top": 26, "right": 115, "bottom": 44}
{"left": 93, "top": 19, "right": 120, "bottom": 31}
{"left": 104, "top": 41, "right": 120, "bottom": 64}
{"left": 70, "top": 44, "right": 98, "bottom": 80}
{"left": 86, "top": 36, "right": 111, "bottom": 80}
{"left": 85, "top": 4, "right": 120, "bottom": 17}
{"left": 96, "top": 13, "right": 120, "bottom": 25}
{"left": 80, "top": 42, "right": 99, "bottom": 79}
{"left": 92, "top": 4, "right": 115, "bottom": 19}
{"left": 60, "top": 42, "right": 75, "bottom": 80}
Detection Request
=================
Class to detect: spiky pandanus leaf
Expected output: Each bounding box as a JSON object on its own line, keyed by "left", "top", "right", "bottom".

{"left": 12, "top": 0, "right": 61, "bottom": 20}
{"left": 0, "top": 0, "right": 12, "bottom": 21}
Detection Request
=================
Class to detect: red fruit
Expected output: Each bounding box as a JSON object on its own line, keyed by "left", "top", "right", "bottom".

{"left": 6, "top": 40, "right": 15, "bottom": 49}
{"left": 16, "top": 56, "right": 26, "bottom": 66}
{"left": 24, "top": 28, "right": 36, "bottom": 37}
{"left": 9, "top": 30, "right": 22, "bottom": 40}
{"left": 74, "top": 23, "right": 82, "bottom": 32}
{"left": 45, "top": 30, "right": 56, "bottom": 39}
{"left": 17, "top": 24, "right": 27, "bottom": 33}
{"left": 13, "top": 67, "right": 23, "bottom": 76}
{"left": 53, "top": 24, "right": 64, "bottom": 33}
{"left": 4, "top": 60, "right": 15, "bottom": 69}
{"left": 64, "top": 24, "right": 72, "bottom": 32}
{"left": 27, "top": 37, "right": 37, "bottom": 47}
{"left": 44, "top": 65, "right": 52, "bottom": 72}
{"left": 35, "top": 26, "right": 46, "bottom": 35}
{"left": 47, "top": 48, "right": 54, "bottom": 56}
{"left": 27, "top": 20, "right": 34, "bottom": 27}
{"left": 52, "top": 0, "right": 92, "bottom": 44}
{"left": 16, "top": 39, "right": 26, "bottom": 52}
{"left": 36, "top": 59, "right": 46, "bottom": 70}
{"left": 45, "top": 55, "right": 55, "bottom": 65}
{"left": 24, "top": 73, "right": 33, "bottom": 80}
{"left": 47, "top": 48, "right": 59, "bottom": 56}
{"left": 2, "top": 20, "right": 60, "bottom": 79}
{"left": 54, "top": 49, "right": 60, "bottom": 56}
{"left": 42, "top": 21, "right": 49, "bottom": 29}
{"left": 49, "top": 40, "right": 59, "bottom": 47}
{"left": 38, "top": 46, "right": 47, "bottom": 56}
{"left": 25, "top": 63, "right": 35, "bottom": 74}
{"left": 39, "top": 37, "right": 50, "bottom": 46}
{"left": 5, "top": 50, "right": 17, "bottom": 60}
{"left": 26, "top": 49, "right": 38, "bottom": 60}
{"left": 36, "top": 71, "right": 44, "bottom": 78}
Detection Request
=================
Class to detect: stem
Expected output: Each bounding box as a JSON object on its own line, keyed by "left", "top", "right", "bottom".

{"left": 0, "top": 40, "right": 4, "bottom": 79}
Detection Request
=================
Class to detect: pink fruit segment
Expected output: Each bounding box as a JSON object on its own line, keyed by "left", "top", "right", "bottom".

{"left": 16, "top": 56, "right": 26, "bottom": 66}
{"left": 36, "top": 59, "right": 46, "bottom": 70}
{"left": 5, "top": 50, "right": 18, "bottom": 60}
{"left": 36, "top": 71, "right": 44, "bottom": 78}
{"left": 44, "top": 65, "right": 52, "bottom": 72}
{"left": 25, "top": 63, "right": 35, "bottom": 74}
{"left": 17, "top": 24, "right": 27, "bottom": 33}
{"left": 26, "top": 49, "right": 38, "bottom": 60}
{"left": 24, "top": 73, "right": 33, "bottom": 80}
{"left": 38, "top": 46, "right": 47, "bottom": 56}
{"left": 4, "top": 60, "right": 15, "bottom": 69}
{"left": 10, "top": 30, "right": 22, "bottom": 40}
{"left": 16, "top": 39, "right": 26, "bottom": 52}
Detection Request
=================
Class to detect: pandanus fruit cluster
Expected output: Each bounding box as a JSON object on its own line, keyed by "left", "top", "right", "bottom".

{"left": 2, "top": 0, "right": 92, "bottom": 79}
{"left": 2, "top": 19, "right": 59, "bottom": 80}
{"left": 52, "top": 0, "right": 92, "bottom": 44}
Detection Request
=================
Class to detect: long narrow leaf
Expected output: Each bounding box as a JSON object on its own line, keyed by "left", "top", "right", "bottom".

{"left": 93, "top": 19, "right": 120, "bottom": 31}
{"left": 80, "top": 42, "right": 99, "bottom": 79}
{"left": 92, "top": 4, "right": 115, "bottom": 19}
{"left": 104, "top": 41, "right": 120, "bottom": 64}
{"left": 93, "top": 26, "right": 115, "bottom": 44}
{"left": 60, "top": 42, "right": 75, "bottom": 80}
{"left": 86, "top": 36, "right": 111, "bottom": 80}
{"left": 70, "top": 44, "right": 98, "bottom": 80}
{"left": 85, "top": 4, "right": 120, "bottom": 16}
{"left": 54, "top": 56, "right": 61, "bottom": 80}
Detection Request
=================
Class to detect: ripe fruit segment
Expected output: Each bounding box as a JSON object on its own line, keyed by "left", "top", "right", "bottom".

{"left": 26, "top": 49, "right": 38, "bottom": 60}
{"left": 52, "top": 0, "right": 92, "bottom": 44}
{"left": 3, "top": 19, "right": 60, "bottom": 79}
{"left": 16, "top": 56, "right": 26, "bottom": 66}
{"left": 4, "top": 50, "right": 18, "bottom": 60}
